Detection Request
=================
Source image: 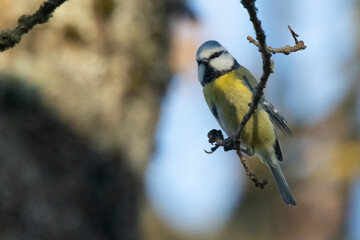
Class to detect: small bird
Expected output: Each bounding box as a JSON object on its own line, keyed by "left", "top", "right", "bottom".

{"left": 196, "top": 40, "right": 297, "bottom": 206}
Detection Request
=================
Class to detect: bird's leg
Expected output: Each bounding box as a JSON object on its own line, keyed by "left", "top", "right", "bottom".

{"left": 205, "top": 130, "right": 239, "bottom": 153}
{"left": 224, "top": 136, "right": 254, "bottom": 156}
{"left": 223, "top": 137, "right": 236, "bottom": 151}
{"left": 241, "top": 146, "right": 254, "bottom": 157}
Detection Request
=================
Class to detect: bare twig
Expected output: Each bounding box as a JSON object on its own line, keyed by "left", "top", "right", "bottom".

{"left": 0, "top": 0, "right": 68, "bottom": 52}
{"left": 247, "top": 25, "right": 307, "bottom": 55}
{"left": 216, "top": 0, "right": 272, "bottom": 188}
{"left": 288, "top": 25, "right": 299, "bottom": 43}
{"left": 237, "top": 151, "right": 268, "bottom": 189}
{"left": 237, "top": 0, "right": 272, "bottom": 140}
{"left": 206, "top": 129, "right": 268, "bottom": 188}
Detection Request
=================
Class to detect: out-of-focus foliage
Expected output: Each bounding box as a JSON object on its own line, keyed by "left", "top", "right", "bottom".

{"left": 0, "top": 0, "right": 190, "bottom": 239}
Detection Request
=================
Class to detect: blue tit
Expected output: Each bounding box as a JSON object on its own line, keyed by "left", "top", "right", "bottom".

{"left": 196, "top": 40, "right": 297, "bottom": 206}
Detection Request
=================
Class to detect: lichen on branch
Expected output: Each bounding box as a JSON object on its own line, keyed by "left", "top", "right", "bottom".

{"left": 0, "top": 0, "right": 68, "bottom": 52}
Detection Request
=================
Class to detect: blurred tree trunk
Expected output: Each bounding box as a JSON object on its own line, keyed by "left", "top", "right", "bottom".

{"left": 0, "top": 0, "right": 189, "bottom": 239}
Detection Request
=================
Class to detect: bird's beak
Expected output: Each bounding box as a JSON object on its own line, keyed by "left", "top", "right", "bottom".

{"left": 203, "top": 58, "right": 209, "bottom": 64}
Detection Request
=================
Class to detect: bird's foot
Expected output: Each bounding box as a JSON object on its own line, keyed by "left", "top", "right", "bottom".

{"left": 205, "top": 130, "right": 252, "bottom": 154}
{"left": 204, "top": 129, "right": 224, "bottom": 154}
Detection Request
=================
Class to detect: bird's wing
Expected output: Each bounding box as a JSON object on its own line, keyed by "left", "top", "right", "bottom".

{"left": 235, "top": 65, "right": 292, "bottom": 135}
{"left": 236, "top": 65, "right": 258, "bottom": 93}
{"left": 262, "top": 100, "right": 292, "bottom": 135}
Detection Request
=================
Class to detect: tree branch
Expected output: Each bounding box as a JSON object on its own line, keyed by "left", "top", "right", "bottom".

{"left": 206, "top": 129, "right": 268, "bottom": 188}
{"left": 235, "top": 0, "right": 272, "bottom": 142}
{"left": 223, "top": 0, "right": 272, "bottom": 188}
{"left": 247, "top": 25, "right": 307, "bottom": 55}
{"left": 0, "top": 0, "right": 68, "bottom": 52}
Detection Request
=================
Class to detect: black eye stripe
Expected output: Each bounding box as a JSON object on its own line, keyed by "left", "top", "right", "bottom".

{"left": 209, "top": 50, "right": 224, "bottom": 59}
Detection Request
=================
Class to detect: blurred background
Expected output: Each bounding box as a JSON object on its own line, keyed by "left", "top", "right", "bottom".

{"left": 0, "top": 0, "right": 359, "bottom": 239}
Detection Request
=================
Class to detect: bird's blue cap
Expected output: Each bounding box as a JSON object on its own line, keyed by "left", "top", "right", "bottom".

{"left": 196, "top": 40, "right": 222, "bottom": 57}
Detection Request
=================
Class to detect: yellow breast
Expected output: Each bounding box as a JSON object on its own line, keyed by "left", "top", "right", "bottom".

{"left": 203, "top": 71, "right": 275, "bottom": 149}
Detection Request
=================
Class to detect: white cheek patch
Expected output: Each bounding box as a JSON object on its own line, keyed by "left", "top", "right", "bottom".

{"left": 210, "top": 54, "right": 234, "bottom": 71}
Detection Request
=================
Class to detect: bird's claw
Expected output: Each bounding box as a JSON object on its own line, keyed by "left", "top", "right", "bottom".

{"left": 205, "top": 129, "right": 224, "bottom": 154}
{"left": 255, "top": 179, "right": 269, "bottom": 189}
{"left": 204, "top": 145, "right": 220, "bottom": 154}
{"left": 205, "top": 129, "right": 239, "bottom": 153}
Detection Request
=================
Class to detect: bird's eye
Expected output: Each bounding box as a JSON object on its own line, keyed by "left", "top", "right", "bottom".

{"left": 209, "top": 51, "right": 224, "bottom": 59}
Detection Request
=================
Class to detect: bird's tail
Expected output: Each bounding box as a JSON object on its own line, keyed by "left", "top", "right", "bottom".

{"left": 268, "top": 163, "right": 297, "bottom": 206}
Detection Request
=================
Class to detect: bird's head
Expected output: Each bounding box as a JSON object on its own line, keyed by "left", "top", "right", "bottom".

{"left": 196, "top": 40, "right": 237, "bottom": 86}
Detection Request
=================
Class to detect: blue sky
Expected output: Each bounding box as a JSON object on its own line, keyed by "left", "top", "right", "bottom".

{"left": 347, "top": 177, "right": 360, "bottom": 240}
{"left": 145, "top": 75, "right": 243, "bottom": 233}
